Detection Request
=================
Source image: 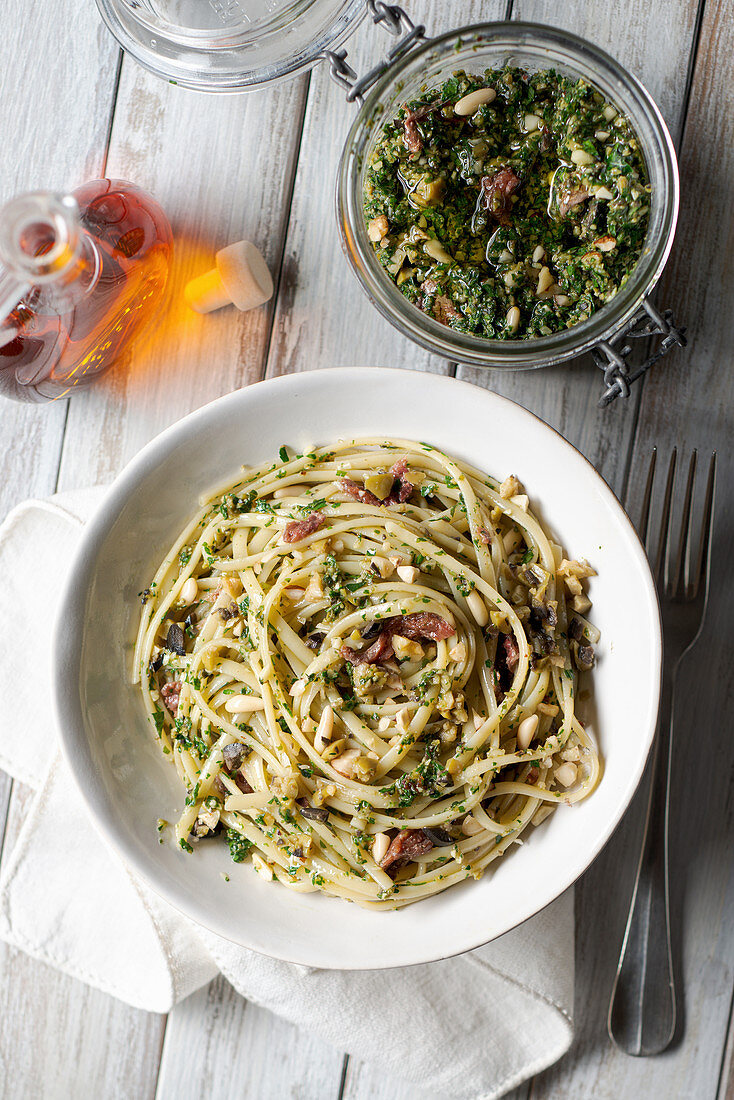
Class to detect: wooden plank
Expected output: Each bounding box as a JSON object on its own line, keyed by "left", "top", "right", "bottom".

{"left": 51, "top": 54, "right": 341, "bottom": 1100}
{"left": 2, "top": 34, "right": 312, "bottom": 1100}
{"left": 718, "top": 994, "right": 734, "bottom": 1100}
{"left": 448, "top": 2, "right": 718, "bottom": 1097}
{"left": 0, "top": 11, "right": 166, "bottom": 1100}
{"left": 0, "top": 783, "right": 166, "bottom": 1100}
{"left": 56, "top": 64, "right": 309, "bottom": 490}
{"left": 265, "top": 3, "right": 696, "bottom": 1098}
{"left": 154, "top": 974, "right": 345, "bottom": 1100}
{"left": 518, "top": 1, "right": 734, "bottom": 1097}
{"left": 264, "top": 1, "right": 462, "bottom": 378}
{"left": 159, "top": 9, "right": 475, "bottom": 1099}
{"left": 0, "top": 0, "right": 122, "bottom": 519}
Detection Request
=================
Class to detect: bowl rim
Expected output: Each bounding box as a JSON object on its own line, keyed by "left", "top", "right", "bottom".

{"left": 53, "top": 367, "right": 662, "bottom": 967}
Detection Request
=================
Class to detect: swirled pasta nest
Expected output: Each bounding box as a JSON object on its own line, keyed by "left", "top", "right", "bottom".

{"left": 135, "top": 439, "right": 600, "bottom": 909}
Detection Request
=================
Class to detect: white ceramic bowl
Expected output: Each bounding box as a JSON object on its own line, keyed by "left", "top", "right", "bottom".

{"left": 54, "top": 368, "right": 661, "bottom": 969}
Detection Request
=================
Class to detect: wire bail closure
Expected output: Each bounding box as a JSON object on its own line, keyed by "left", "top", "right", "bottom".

{"left": 593, "top": 296, "right": 686, "bottom": 406}
{"left": 324, "top": 4, "right": 686, "bottom": 407}
{"left": 322, "top": 1, "right": 426, "bottom": 104}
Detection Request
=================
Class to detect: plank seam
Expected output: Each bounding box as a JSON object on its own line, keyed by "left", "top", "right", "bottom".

{"left": 151, "top": 1011, "right": 174, "bottom": 1099}
{"left": 676, "top": 0, "right": 710, "bottom": 151}
{"left": 52, "top": 402, "right": 72, "bottom": 494}
{"left": 0, "top": 775, "right": 14, "bottom": 864}
{"left": 620, "top": 0, "right": 708, "bottom": 505}
{"left": 260, "top": 72, "right": 312, "bottom": 382}
{"left": 336, "top": 1052, "right": 350, "bottom": 1099}
{"left": 100, "top": 48, "right": 125, "bottom": 174}
{"left": 716, "top": 979, "right": 734, "bottom": 1099}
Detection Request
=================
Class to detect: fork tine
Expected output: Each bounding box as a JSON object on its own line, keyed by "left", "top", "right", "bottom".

{"left": 654, "top": 448, "right": 677, "bottom": 587}
{"left": 672, "top": 450, "right": 697, "bottom": 598}
{"left": 689, "top": 451, "right": 717, "bottom": 599}
{"left": 638, "top": 448, "right": 657, "bottom": 550}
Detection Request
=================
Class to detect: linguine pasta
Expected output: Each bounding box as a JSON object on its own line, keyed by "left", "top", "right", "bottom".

{"left": 134, "top": 439, "right": 600, "bottom": 909}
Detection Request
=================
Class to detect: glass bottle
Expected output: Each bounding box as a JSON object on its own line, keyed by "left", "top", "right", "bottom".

{"left": 0, "top": 179, "right": 173, "bottom": 402}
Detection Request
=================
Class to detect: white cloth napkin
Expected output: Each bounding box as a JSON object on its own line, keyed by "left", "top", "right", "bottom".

{"left": 0, "top": 490, "right": 575, "bottom": 1100}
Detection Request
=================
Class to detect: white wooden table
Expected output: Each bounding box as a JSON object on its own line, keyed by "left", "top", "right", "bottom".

{"left": 1, "top": 2, "right": 732, "bottom": 1097}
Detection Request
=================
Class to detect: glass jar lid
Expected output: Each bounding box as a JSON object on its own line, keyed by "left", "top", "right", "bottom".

{"left": 95, "top": 0, "right": 366, "bottom": 91}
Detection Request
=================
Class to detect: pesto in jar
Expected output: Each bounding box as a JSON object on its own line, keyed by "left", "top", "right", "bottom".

{"left": 363, "top": 66, "right": 650, "bottom": 339}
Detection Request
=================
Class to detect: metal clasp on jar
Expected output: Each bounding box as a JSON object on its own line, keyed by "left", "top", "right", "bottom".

{"left": 593, "top": 297, "right": 686, "bottom": 406}
{"left": 321, "top": 1, "right": 427, "bottom": 104}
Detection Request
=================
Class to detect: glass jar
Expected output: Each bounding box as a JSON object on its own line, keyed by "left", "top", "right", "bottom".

{"left": 336, "top": 21, "right": 681, "bottom": 398}
{"left": 95, "top": 0, "right": 366, "bottom": 91}
{"left": 0, "top": 181, "right": 172, "bottom": 401}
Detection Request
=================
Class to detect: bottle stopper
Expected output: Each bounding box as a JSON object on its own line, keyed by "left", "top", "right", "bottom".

{"left": 185, "top": 240, "right": 273, "bottom": 314}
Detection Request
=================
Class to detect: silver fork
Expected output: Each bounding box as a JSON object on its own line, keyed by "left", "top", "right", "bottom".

{"left": 607, "top": 448, "right": 717, "bottom": 1056}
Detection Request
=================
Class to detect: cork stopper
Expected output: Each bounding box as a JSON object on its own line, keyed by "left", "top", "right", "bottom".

{"left": 185, "top": 240, "right": 273, "bottom": 314}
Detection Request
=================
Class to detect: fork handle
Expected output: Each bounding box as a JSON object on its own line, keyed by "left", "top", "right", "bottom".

{"left": 607, "top": 668, "right": 676, "bottom": 1055}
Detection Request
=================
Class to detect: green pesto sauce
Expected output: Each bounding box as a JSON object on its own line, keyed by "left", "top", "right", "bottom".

{"left": 363, "top": 66, "right": 650, "bottom": 340}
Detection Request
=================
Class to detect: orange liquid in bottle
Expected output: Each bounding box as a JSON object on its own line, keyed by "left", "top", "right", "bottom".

{"left": 0, "top": 179, "right": 172, "bottom": 402}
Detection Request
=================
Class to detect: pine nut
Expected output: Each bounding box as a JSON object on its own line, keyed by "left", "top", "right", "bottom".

{"left": 371, "top": 556, "right": 395, "bottom": 579}
{"left": 304, "top": 573, "right": 324, "bottom": 601}
{"left": 252, "top": 854, "right": 274, "bottom": 881}
{"left": 283, "top": 585, "right": 305, "bottom": 600}
{"left": 593, "top": 185, "right": 613, "bottom": 200}
{"left": 594, "top": 129, "right": 610, "bottom": 141}
{"left": 500, "top": 474, "right": 522, "bottom": 499}
{"left": 454, "top": 87, "right": 496, "bottom": 116}
{"left": 517, "top": 713, "right": 539, "bottom": 750}
{"left": 332, "top": 748, "right": 360, "bottom": 778}
{"left": 506, "top": 305, "right": 521, "bottom": 332}
{"left": 555, "top": 762, "right": 578, "bottom": 787}
{"left": 396, "top": 564, "right": 419, "bottom": 584}
{"left": 180, "top": 577, "right": 198, "bottom": 604}
{"left": 499, "top": 248, "right": 514, "bottom": 263}
{"left": 603, "top": 104, "right": 617, "bottom": 121}
{"left": 462, "top": 816, "right": 483, "bottom": 836}
{"left": 594, "top": 235, "right": 616, "bottom": 252}
{"left": 224, "top": 695, "right": 265, "bottom": 715}
{"left": 392, "top": 635, "right": 423, "bottom": 660}
{"left": 315, "top": 705, "right": 334, "bottom": 747}
{"left": 510, "top": 493, "right": 529, "bottom": 512}
{"left": 372, "top": 832, "right": 390, "bottom": 863}
{"left": 532, "top": 244, "right": 545, "bottom": 264}
{"left": 396, "top": 707, "right": 410, "bottom": 730}
{"left": 424, "top": 238, "right": 453, "bottom": 264}
{"left": 537, "top": 266, "right": 554, "bottom": 295}
{"left": 571, "top": 148, "right": 594, "bottom": 166}
{"left": 524, "top": 113, "right": 541, "bottom": 131}
{"left": 466, "top": 590, "right": 488, "bottom": 627}
{"left": 449, "top": 641, "right": 467, "bottom": 662}
{"left": 554, "top": 294, "right": 571, "bottom": 307}
{"left": 377, "top": 716, "right": 391, "bottom": 733}
{"left": 289, "top": 679, "right": 306, "bottom": 697}
{"left": 368, "top": 214, "right": 389, "bottom": 242}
